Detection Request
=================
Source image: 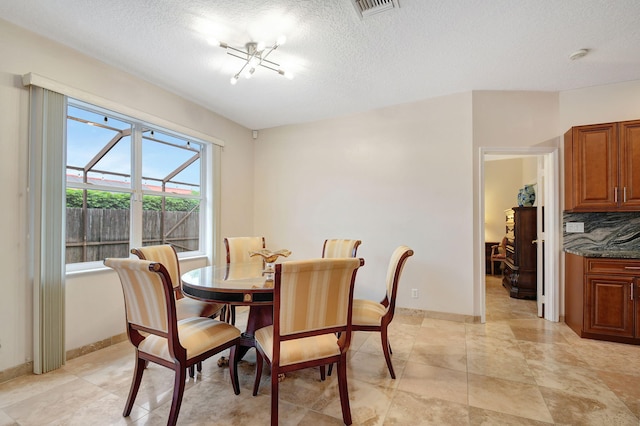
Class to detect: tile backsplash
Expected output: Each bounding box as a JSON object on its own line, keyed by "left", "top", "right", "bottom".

{"left": 563, "top": 211, "right": 640, "bottom": 251}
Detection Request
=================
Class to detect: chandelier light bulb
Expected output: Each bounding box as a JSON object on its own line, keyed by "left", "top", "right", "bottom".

{"left": 230, "top": 75, "right": 239, "bottom": 85}
{"left": 257, "top": 41, "right": 266, "bottom": 51}
{"left": 276, "top": 35, "right": 287, "bottom": 46}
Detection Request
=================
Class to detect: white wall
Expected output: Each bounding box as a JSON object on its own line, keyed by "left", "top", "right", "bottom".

{"left": 254, "top": 91, "right": 563, "bottom": 320}
{"left": 0, "top": 19, "right": 254, "bottom": 372}
{"left": 254, "top": 93, "right": 475, "bottom": 315}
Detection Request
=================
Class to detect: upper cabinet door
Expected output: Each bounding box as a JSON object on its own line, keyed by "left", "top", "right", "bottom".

{"left": 619, "top": 120, "right": 640, "bottom": 210}
{"left": 566, "top": 122, "right": 618, "bottom": 211}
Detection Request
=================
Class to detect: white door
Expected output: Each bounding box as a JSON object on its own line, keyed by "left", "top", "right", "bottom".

{"left": 536, "top": 157, "right": 545, "bottom": 317}
{"left": 540, "top": 151, "right": 559, "bottom": 321}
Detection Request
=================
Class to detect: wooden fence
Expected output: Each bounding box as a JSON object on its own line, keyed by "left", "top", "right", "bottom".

{"left": 66, "top": 208, "right": 199, "bottom": 264}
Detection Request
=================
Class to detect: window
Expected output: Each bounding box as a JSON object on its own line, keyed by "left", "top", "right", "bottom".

{"left": 66, "top": 100, "right": 206, "bottom": 266}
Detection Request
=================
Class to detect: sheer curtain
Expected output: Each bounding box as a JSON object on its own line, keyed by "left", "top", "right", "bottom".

{"left": 27, "top": 85, "right": 66, "bottom": 374}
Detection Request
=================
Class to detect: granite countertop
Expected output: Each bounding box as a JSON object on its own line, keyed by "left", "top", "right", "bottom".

{"left": 564, "top": 247, "right": 640, "bottom": 259}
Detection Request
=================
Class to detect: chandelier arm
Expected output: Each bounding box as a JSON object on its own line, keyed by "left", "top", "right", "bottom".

{"left": 259, "top": 57, "right": 281, "bottom": 68}
{"left": 226, "top": 51, "right": 250, "bottom": 61}
{"left": 258, "top": 62, "right": 281, "bottom": 72}
{"left": 259, "top": 44, "right": 279, "bottom": 64}
{"left": 234, "top": 59, "right": 250, "bottom": 78}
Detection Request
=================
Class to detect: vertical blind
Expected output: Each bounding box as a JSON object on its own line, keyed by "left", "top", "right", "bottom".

{"left": 28, "top": 86, "right": 66, "bottom": 374}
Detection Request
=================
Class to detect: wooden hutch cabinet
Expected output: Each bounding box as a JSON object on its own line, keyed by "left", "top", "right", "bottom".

{"left": 565, "top": 253, "right": 640, "bottom": 344}
{"left": 564, "top": 119, "right": 640, "bottom": 212}
{"left": 502, "top": 207, "right": 537, "bottom": 299}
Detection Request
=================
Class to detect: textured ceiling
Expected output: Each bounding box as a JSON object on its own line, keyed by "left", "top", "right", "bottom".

{"left": 2, "top": 0, "right": 640, "bottom": 130}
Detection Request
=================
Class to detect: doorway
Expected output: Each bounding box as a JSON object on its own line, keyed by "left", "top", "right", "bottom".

{"left": 479, "top": 147, "right": 560, "bottom": 323}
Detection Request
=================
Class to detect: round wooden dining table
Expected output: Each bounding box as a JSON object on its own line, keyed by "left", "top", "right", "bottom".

{"left": 181, "top": 263, "right": 273, "bottom": 360}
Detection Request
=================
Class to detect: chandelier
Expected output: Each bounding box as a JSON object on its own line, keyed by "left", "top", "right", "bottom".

{"left": 217, "top": 36, "right": 293, "bottom": 85}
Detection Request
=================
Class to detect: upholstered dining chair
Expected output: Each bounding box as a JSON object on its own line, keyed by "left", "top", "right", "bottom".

{"left": 322, "top": 239, "right": 362, "bottom": 258}
{"left": 131, "top": 245, "right": 225, "bottom": 320}
{"left": 489, "top": 237, "right": 507, "bottom": 275}
{"left": 248, "top": 258, "right": 364, "bottom": 426}
{"left": 104, "top": 257, "right": 241, "bottom": 426}
{"left": 318, "top": 238, "right": 362, "bottom": 380}
{"left": 131, "top": 244, "right": 226, "bottom": 376}
{"left": 351, "top": 245, "right": 414, "bottom": 379}
{"left": 223, "top": 236, "right": 266, "bottom": 324}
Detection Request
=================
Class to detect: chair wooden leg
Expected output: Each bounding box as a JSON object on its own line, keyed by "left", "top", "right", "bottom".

{"left": 319, "top": 365, "right": 326, "bottom": 381}
{"left": 229, "top": 344, "right": 240, "bottom": 395}
{"left": 230, "top": 305, "right": 236, "bottom": 325}
{"left": 252, "top": 350, "right": 263, "bottom": 396}
{"left": 337, "top": 358, "right": 352, "bottom": 425}
{"left": 270, "top": 365, "right": 279, "bottom": 426}
{"left": 381, "top": 326, "right": 395, "bottom": 379}
{"left": 188, "top": 365, "right": 195, "bottom": 378}
{"left": 197, "top": 361, "right": 202, "bottom": 373}
{"left": 123, "top": 356, "right": 146, "bottom": 417}
{"left": 168, "top": 365, "right": 187, "bottom": 426}
{"left": 326, "top": 331, "right": 340, "bottom": 377}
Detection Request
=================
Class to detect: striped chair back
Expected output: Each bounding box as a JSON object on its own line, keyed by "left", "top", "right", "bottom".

{"left": 275, "top": 258, "right": 362, "bottom": 336}
{"left": 322, "top": 239, "right": 362, "bottom": 258}
{"left": 104, "top": 258, "right": 172, "bottom": 334}
{"left": 224, "top": 237, "right": 266, "bottom": 264}
{"left": 131, "top": 245, "right": 181, "bottom": 291}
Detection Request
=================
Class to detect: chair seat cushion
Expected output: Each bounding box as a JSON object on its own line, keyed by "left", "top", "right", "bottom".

{"left": 352, "top": 299, "right": 387, "bottom": 326}
{"left": 139, "top": 317, "right": 240, "bottom": 362}
{"left": 176, "top": 297, "right": 224, "bottom": 321}
{"left": 254, "top": 325, "right": 340, "bottom": 366}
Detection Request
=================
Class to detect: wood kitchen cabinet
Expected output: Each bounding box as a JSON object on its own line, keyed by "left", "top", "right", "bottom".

{"left": 502, "top": 207, "right": 537, "bottom": 299}
{"left": 564, "top": 119, "right": 640, "bottom": 211}
{"left": 565, "top": 253, "right": 640, "bottom": 344}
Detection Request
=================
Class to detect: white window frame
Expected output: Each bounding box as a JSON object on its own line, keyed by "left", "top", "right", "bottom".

{"left": 23, "top": 73, "right": 223, "bottom": 273}
{"left": 65, "top": 99, "right": 212, "bottom": 272}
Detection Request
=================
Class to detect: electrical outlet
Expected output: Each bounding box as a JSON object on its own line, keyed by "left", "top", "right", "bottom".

{"left": 566, "top": 222, "right": 584, "bottom": 233}
{"left": 411, "top": 288, "right": 418, "bottom": 298}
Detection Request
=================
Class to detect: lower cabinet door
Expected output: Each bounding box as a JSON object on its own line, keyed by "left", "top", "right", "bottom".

{"left": 585, "top": 275, "right": 635, "bottom": 338}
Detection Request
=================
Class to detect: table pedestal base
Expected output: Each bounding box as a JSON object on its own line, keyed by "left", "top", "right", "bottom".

{"left": 229, "top": 304, "right": 274, "bottom": 393}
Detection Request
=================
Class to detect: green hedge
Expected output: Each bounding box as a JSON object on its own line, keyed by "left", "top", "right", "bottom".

{"left": 66, "top": 189, "right": 199, "bottom": 211}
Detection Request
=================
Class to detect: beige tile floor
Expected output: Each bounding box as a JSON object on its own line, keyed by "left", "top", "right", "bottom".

{"left": 1, "top": 275, "right": 639, "bottom": 425}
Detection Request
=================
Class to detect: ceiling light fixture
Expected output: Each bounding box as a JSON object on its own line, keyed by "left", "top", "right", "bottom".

{"left": 216, "top": 36, "right": 293, "bottom": 85}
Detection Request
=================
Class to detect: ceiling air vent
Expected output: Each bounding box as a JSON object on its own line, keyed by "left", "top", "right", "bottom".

{"left": 351, "top": 0, "right": 399, "bottom": 18}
